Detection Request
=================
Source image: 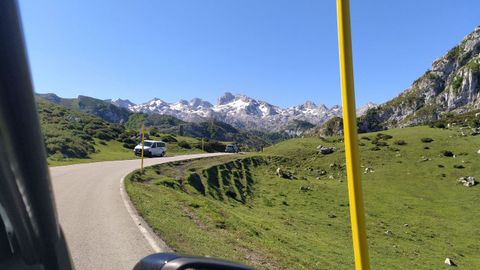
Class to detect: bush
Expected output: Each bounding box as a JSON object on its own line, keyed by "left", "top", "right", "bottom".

{"left": 123, "top": 142, "right": 136, "bottom": 149}
{"left": 149, "top": 127, "right": 159, "bottom": 137}
{"left": 441, "top": 150, "right": 454, "bottom": 157}
{"left": 161, "top": 135, "right": 178, "bottom": 143}
{"left": 375, "top": 141, "right": 389, "bottom": 147}
{"left": 453, "top": 164, "right": 465, "bottom": 169}
{"left": 421, "top": 137, "right": 434, "bottom": 143}
{"left": 177, "top": 140, "right": 191, "bottom": 149}
{"left": 393, "top": 140, "right": 407, "bottom": 145}
{"left": 369, "top": 146, "right": 381, "bottom": 151}
{"left": 430, "top": 122, "right": 446, "bottom": 129}
{"left": 360, "top": 136, "right": 371, "bottom": 141}
{"left": 376, "top": 133, "right": 393, "bottom": 140}
{"left": 195, "top": 141, "right": 225, "bottom": 153}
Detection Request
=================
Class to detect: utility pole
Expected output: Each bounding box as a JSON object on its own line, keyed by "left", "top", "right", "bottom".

{"left": 336, "top": 0, "right": 370, "bottom": 269}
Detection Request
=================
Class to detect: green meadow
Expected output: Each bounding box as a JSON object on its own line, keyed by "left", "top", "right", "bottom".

{"left": 126, "top": 126, "right": 480, "bottom": 269}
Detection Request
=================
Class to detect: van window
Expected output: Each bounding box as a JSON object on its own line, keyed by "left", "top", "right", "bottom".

{"left": 158, "top": 142, "right": 165, "bottom": 147}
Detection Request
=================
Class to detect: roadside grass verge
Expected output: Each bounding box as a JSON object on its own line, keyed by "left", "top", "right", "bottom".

{"left": 126, "top": 126, "right": 480, "bottom": 269}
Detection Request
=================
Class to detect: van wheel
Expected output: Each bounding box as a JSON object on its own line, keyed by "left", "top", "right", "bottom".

{"left": 161, "top": 152, "right": 165, "bottom": 157}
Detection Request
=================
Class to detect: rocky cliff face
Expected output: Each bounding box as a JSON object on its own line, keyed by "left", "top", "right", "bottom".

{"left": 359, "top": 26, "right": 480, "bottom": 131}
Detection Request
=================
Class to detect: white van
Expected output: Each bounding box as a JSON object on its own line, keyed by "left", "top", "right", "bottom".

{"left": 134, "top": 140, "right": 167, "bottom": 157}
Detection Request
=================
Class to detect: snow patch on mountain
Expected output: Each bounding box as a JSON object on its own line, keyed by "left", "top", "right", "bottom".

{"left": 110, "top": 92, "right": 371, "bottom": 131}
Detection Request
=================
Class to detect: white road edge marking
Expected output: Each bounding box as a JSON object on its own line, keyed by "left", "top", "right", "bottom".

{"left": 120, "top": 175, "right": 171, "bottom": 253}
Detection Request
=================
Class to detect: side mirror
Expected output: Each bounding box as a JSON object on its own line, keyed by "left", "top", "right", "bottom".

{"left": 133, "top": 253, "right": 255, "bottom": 270}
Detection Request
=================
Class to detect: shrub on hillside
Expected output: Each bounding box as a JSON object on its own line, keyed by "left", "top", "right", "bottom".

{"left": 195, "top": 140, "right": 225, "bottom": 153}
{"left": 162, "top": 135, "right": 178, "bottom": 143}
{"left": 376, "top": 133, "right": 393, "bottom": 140}
{"left": 430, "top": 122, "right": 446, "bottom": 129}
{"left": 393, "top": 140, "right": 407, "bottom": 145}
{"left": 149, "top": 127, "right": 159, "bottom": 137}
{"left": 441, "top": 150, "right": 454, "bottom": 157}
{"left": 375, "top": 141, "right": 389, "bottom": 147}
{"left": 421, "top": 137, "right": 434, "bottom": 143}
{"left": 178, "top": 140, "right": 191, "bottom": 149}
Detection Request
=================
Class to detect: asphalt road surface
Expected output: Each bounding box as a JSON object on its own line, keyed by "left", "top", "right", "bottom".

{"left": 50, "top": 153, "right": 227, "bottom": 270}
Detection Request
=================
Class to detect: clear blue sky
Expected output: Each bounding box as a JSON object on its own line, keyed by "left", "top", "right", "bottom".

{"left": 19, "top": 0, "right": 479, "bottom": 108}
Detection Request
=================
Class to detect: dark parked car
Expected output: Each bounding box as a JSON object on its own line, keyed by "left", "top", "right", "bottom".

{"left": 225, "top": 144, "right": 240, "bottom": 153}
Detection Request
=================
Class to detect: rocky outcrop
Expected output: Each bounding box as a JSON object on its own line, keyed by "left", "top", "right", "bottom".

{"left": 457, "top": 176, "right": 478, "bottom": 187}
{"left": 317, "top": 145, "right": 336, "bottom": 155}
{"left": 304, "top": 117, "right": 344, "bottom": 137}
{"left": 359, "top": 26, "right": 480, "bottom": 131}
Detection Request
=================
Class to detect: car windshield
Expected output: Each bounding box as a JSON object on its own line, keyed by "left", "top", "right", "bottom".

{"left": 17, "top": 1, "right": 480, "bottom": 270}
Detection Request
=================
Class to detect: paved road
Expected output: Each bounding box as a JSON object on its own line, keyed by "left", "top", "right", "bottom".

{"left": 50, "top": 153, "right": 227, "bottom": 270}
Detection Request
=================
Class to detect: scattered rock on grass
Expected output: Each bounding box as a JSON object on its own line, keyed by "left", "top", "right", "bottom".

{"left": 317, "top": 145, "right": 336, "bottom": 155}
{"left": 384, "top": 230, "right": 393, "bottom": 236}
{"left": 364, "top": 167, "right": 375, "bottom": 174}
{"left": 457, "top": 176, "right": 478, "bottom": 187}
{"left": 276, "top": 167, "right": 293, "bottom": 179}
{"left": 300, "top": 186, "right": 312, "bottom": 192}
{"left": 444, "top": 258, "right": 456, "bottom": 266}
{"left": 420, "top": 156, "right": 431, "bottom": 162}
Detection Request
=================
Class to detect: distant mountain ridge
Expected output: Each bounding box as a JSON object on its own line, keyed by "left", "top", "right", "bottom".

{"left": 107, "top": 92, "right": 368, "bottom": 131}
{"left": 37, "top": 93, "right": 131, "bottom": 123}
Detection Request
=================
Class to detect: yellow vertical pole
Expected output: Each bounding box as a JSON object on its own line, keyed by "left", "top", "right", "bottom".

{"left": 336, "top": 0, "right": 371, "bottom": 269}
{"left": 141, "top": 124, "right": 145, "bottom": 172}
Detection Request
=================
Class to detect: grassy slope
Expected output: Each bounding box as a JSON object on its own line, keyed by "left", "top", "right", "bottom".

{"left": 126, "top": 126, "right": 480, "bottom": 269}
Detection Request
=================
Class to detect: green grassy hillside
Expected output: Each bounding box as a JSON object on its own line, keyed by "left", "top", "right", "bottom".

{"left": 37, "top": 100, "right": 210, "bottom": 166}
{"left": 126, "top": 126, "right": 480, "bottom": 269}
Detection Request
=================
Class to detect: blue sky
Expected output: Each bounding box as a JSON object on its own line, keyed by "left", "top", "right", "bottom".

{"left": 19, "top": 0, "right": 479, "bottom": 108}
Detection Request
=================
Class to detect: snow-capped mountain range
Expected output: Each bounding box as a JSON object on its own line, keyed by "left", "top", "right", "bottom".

{"left": 110, "top": 92, "right": 374, "bottom": 131}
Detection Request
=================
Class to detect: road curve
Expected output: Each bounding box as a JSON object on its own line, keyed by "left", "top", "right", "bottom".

{"left": 49, "top": 153, "right": 227, "bottom": 270}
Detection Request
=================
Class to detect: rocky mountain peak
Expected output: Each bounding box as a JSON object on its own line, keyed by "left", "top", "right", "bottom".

{"left": 302, "top": 100, "right": 317, "bottom": 109}
{"left": 218, "top": 92, "right": 236, "bottom": 105}
{"left": 190, "top": 98, "right": 213, "bottom": 109}
{"left": 177, "top": 99, "right": 189, "bottom": 105}
{"left": 109, "top": 98, "right": 135, "bottom": 109}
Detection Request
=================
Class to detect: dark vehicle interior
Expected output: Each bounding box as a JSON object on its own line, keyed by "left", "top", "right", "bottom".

{"left": 0, "top": 0, "right": 253, "bottom": 269}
